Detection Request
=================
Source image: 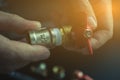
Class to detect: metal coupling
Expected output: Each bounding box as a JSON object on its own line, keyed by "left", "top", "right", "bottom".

{"left": 27, "top": 26, "right": 72, "bottom": 48}
{"left": 84, "top": 28, "right": 93, "bottom": 39}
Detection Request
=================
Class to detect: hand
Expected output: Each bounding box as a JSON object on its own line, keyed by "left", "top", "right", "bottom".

{"left": 90, "top": 0, "right": 113, "bottom": 49}
{"left": 0, "top": 11, "right": 50, "bottom": 73}
{"left": 64, "top": 0, "right": 113, "bottom": 55}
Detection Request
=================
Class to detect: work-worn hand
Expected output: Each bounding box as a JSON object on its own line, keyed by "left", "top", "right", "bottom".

{"left": 0, "top": 11, "right": 50, "bottom": 73}
{"left": 64, "top": 0, "right": 113, "bottom": 55}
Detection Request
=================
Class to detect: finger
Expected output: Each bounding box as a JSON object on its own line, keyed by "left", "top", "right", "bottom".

{"left": 68, "top": 0, "right": 97, "bottom": 29}
{"left": 75, "top": 30, "right": 113, "bottom": 54}
{"left": 79, "top": 30, "right": 113, "bottom": 54}
{"left": 90, "top": 0, "right": 113, "bottom": 49}
{"left": 0, "top": 35, "right": 50, "bottom": 62}
{"left": 91, "top": 30, "right": 113, "bottom": 49}
{"left": 78, "top": 0, "right": 97, "bottom": 29}
{"left": 0, "top": 11, "right": 41, "bottom": 34}
{"left": 90, "top": 0, "right": 113, "bottom": 31}
{"left": 63, "top": 0, "right": 97, "bottom": 52}
{"left": 0, "top": 32, "right": 25, "bottom": 40}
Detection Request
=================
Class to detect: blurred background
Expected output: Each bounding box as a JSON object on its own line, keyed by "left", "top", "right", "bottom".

{"left": 0, "top": 0, "right": 120, "bottom": 80}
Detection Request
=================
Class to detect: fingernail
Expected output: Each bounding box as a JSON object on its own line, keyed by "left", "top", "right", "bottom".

{"left": 88, "top": 17, "right": 97, "bottom": 29}
{"left": 34, "top": 21, "right": 42, "bottom": 29}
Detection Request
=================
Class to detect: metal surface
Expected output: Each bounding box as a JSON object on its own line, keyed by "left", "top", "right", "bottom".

{"left": 28, "top": 26, "right": 72, "bottom": 48}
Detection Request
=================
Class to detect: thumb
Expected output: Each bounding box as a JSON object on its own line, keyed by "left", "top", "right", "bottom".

{"left": 0, "top": 11, "right": 41, "bottom": 34}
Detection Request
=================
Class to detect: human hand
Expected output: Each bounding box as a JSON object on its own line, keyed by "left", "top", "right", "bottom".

{"left": 0, "top": 11, "right": 50, "bottom": 73}
{"left": 64, "top": 0, "right": 113, "bottom": 55}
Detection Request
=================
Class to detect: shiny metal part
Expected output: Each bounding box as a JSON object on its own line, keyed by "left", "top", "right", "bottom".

{"left": 28, "top": 28, "right": 52, "bottom": 47}
{"left": 84, "top": 28, "right": 93, "bottom": 38}
{"left": 28, "top": 26, "right": 72, "bottom": 48}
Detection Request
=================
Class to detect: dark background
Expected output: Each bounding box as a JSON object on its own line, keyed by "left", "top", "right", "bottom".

{"left": 0, "top": 0, "right": 120, "bottom": 80}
